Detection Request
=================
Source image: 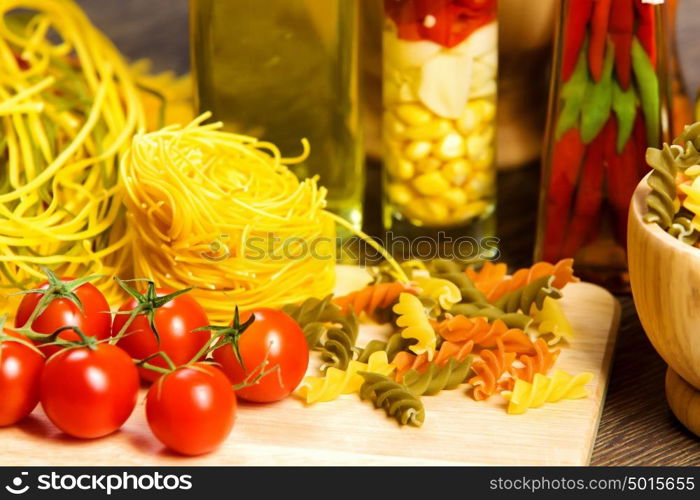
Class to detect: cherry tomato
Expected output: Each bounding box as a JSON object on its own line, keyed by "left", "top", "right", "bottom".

{"left": 213, "top": 308, "right": 308, "bottom": 403}
{"left": 146, "top": 363, "right": 236, "bottom": 456}
{"left": 0, "top": 332, "right": 44, "bottom": 426}
{"left": 15, "top": 278, "right": 111, "bottom": 356}
{"left": 112, "top": 289, "right": 210, "bottom": 383}
{"left": 40, "top": 343, "right": 139, "bottom": 439}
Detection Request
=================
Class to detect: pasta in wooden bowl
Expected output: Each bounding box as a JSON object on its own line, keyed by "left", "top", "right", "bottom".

{"left": 628, "top": 174, "right": 700, "bottom": 437}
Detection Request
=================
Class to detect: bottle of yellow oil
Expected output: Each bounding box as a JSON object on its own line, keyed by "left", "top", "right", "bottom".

{"left": 190, "top": 0, "right": 364, "bottom": 234}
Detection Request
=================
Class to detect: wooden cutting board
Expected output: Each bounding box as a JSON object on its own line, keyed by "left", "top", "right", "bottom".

{"left": 0, "top": 265, "right": 620, "bottom": 466}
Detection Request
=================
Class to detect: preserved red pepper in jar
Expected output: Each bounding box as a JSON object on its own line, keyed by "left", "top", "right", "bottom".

{"left": 382, "top": 0, "right": 498, "bottom": 242}
{"left": 535, "top": 0, "right": 673, "bottom": 291}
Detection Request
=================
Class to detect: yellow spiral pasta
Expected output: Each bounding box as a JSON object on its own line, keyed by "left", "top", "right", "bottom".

{"left": 392, "top": 292, "right": 437, "bottom": 359}
{"left": 532, "top": 296, "right": 574, "bottom": 345}
{"left": 0, "top": 0, "right": 144, "bottom": 303}
{"left": 296, "top": 351, "right": 394, "bottom": 404}
{"left": 680, "top": 177, "right": 700, "bottom": 232}
{"left": 504, "top": 369, "right": 593, "bottom": 415}
{"left": 413, "top": 276, "right": 462, "bottom": 312}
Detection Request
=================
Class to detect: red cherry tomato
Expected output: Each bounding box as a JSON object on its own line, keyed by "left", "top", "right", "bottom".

{"left": 15, "top": 278, "right": 111, "bottom": 356}
{"left": 0, "top": 331, "right": 44, "bottom": 426}
{"left": 146, "top": 363, "right": 236, "bottom": 456}
{"left": 213, "top": 308, "right": 308, "bottom": 403}
{"left": 112, "top": 289, "right": 210, "bottom": 383}
{"left": 40, "top": 343, "right": 139, "bottom": 439}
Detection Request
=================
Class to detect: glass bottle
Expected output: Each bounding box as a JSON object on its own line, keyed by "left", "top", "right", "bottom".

{"left": 535, "top": 0, "right": 672, "bottom": 291}
{"left": 381, "top": 0, "right": 498, "bottom": 246}
{"left": 190, "top": 0, "right": 364, "bottom": 233}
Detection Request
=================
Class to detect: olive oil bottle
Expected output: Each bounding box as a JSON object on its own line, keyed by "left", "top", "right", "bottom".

{"left": 190, "top": 0, "right": 364, "bottom": 233}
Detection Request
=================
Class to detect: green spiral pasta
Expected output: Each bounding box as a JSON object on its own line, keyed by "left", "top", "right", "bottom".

{"left": 299, "top": 323, "right": 328, "bottom": 351}
{"left": 677, "top": 122, "right": 700, "bottom": 154}
{"left": 426, "top": 259, "right": 532, "bottom": 328}
{"left": 674, "top": 128, "right": 700, "bottom": 185}
{"left": 668, "top": 210, "right": 700, "bottom": 245}
{"left": 281, "top": 294, "right": 337, "bottom": 348}
{"left": 358, "top": 372, "right": 425, "bottom": 427}
{"left": 403, "top": 357, "right": 474, "bottom": 396}
{"left": 320, "top": 310, "right": 359, "bottom": 370}
{"left": 443, "top": 272, "right": 490, "bottom": 306}
{"left": 675, "top": 143, "right": 700, "bottom": 173}
{"left": 370, "top": 259, "right": 426, "bottom": 284}
{"left": 429, "top": 262, "right": 505, "bottom": 317}
{"left": 427, "top": 261, "right": 490, "bottom": 307}
{"left": 644, "top": 144, "right": 679, "bottom": 230}
{"left": 492, "top": 275, "right": 562, "bottom": 314}
{"left": 448, "top": 303, "right": 532, "bottom": 329}
{"left": 356, "top": 333, "right": 415, "bottom": 363}
{"left": 281, "top": 294, "right": 335, "bottom": 324}
{"left": 425, "top": 258, "right": 465, "bottom": 275}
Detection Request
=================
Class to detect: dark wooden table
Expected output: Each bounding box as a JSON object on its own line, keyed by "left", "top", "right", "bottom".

{"left": 78, "top": 0, "right": 700, "bottom": 466}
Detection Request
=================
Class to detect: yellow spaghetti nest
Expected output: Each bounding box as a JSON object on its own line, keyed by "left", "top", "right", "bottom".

{"left": 120, "top": 114, "right": 337, "bottom": 321}
{"left": 0, "top": 0, "right": 145, "bottom": 303}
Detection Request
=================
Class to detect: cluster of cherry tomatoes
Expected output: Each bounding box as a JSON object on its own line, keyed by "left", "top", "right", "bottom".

{"left": 0, "top": 270, "right": 309, "bottom": 456}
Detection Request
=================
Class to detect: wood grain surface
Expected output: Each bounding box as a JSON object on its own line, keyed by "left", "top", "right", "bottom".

{"left": 666, "top": 368, "right": 700, "bottom": 438}
{"left": 61, "top": 0, "right": 700, "bottom": 466}
{"left": 0, "top": 266, "right": 619, "bottom": 466}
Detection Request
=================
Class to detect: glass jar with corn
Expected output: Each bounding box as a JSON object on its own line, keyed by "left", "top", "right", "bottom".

{"left": 382, "top": 0, "right": 498, "bottom": 241}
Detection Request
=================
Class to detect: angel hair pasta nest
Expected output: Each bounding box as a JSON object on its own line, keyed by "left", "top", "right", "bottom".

{"left": 119, "top": 114, "right": 337, "bottom": 321}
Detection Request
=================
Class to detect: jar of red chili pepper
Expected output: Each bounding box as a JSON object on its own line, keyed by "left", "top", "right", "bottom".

{"left": 535, "top": 0, "right": 674, "bottom": 291}
{"left": 382, "top": 0, "right": 498, "bottom": 246}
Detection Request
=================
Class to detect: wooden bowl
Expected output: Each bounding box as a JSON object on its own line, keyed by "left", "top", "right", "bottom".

{"left": 628, "top": 174, "right": 700, "bottom": 436}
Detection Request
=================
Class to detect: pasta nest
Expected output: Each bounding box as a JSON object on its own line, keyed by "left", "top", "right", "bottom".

{"left": 0, "top": 0, "right": 145, "bottom": 307}
{"left": 120, "top": 115, "right": 337, "bottom": 321}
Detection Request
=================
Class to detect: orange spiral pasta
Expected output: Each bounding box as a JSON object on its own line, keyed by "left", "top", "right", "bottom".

{"left": 469, "top": 340, "right": 517, "bottom": 401}
{"left": 391, "top": 351, "right": 425, "bottom": 380}
{"left": 471, "top": 259, "right": 579, "bottom": 302}
{"left": 333, "top": 282, "right": 418, "bottom": 318}
{"left": 500, "top": 339, "right": 561, "bottom": 391}
{"left": 432, "top": 340, "right": 475, "bottom": 366}
{"left": 435, "top": 316, "right": 533, "bottom": 354}
{"left": 466, "top": 261, "right": 507, "bottom": 296}
{"left": 391, "top": 340, "right": 474, "bottom": 381}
